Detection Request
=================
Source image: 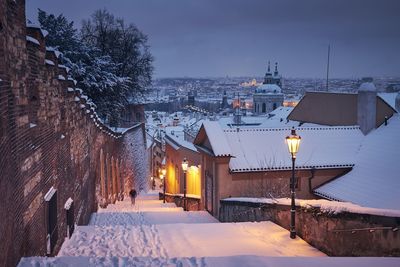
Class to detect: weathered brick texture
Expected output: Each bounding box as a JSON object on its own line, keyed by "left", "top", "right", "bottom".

{"left": 0, "top": 1, "right": 148, "bottom": 266}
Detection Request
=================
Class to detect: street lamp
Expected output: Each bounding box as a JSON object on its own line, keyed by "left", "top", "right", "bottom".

{"left": 286, "top": 127, "right": 301, "bottom": 239}
{"left": 181, "top": 158, "right": 188, "bottom": 211}
{"left": 161, "top": 168, "right": 166, "bottom": 203}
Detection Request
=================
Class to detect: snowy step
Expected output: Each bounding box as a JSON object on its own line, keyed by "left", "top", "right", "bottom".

{"left": 98, "top": 202, "right": 182, "bottom": 213}
{"left": 89, "top": 211, "right": 218, "bottom": 226}
{"left": 99, "top": 197, "right": 180, "bottom": 213}
{"left": 18, "top": 255, "right": 400, "bottom": 267}
{"left": 59, "top": 222, "right": 325, "bottom": 259}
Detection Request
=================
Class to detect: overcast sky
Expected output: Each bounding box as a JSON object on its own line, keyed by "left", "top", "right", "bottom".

{"left": 26, "top": 0, "right": 400, "bottom": 78}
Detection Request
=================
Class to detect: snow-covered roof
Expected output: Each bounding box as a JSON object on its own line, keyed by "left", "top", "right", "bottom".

{"left": 217, "top": 113, "right": 298, "bottom": 129}
{"left": 315, "top": 114, "right": 400, "bottom": 210}
{"left": 268, "top": 107, "right": 294, "bottom": 119}
{"left": 165, "top": 126, "right": 184, "bottom": 137}
{"left": 378, "top": 93, "right": 398, "bottom": 110}
{"left": 197, "top": 122, "right": 364, "bottom": 171}
{"left": 165, "top": 133, "right": 198, "bottom": 152}
{"left": 227, "top": 126, "right": 363, "bottom": 172}
{"left": 202, "top": 121, "right": 232, "bottom": 157}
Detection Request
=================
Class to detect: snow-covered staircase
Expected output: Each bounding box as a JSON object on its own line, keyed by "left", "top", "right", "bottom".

{"left": 18, "top": 191, "right": 331, "bottom": 267}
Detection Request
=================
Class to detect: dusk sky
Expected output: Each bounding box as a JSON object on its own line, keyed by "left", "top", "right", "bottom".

{"left": 26, "top": 0, "right": 400, "bottom": 78}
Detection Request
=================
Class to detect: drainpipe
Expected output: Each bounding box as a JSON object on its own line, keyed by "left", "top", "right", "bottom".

{"left": 308, "top": 168, "right": 316, "bottom": 194}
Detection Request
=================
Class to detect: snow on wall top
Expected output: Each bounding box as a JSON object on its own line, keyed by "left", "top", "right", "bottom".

{"left": 26, "top": 36, "right": 40, "bottom": 46}
{"left": 24, "top": 22, "right": 133, "bottom": 140}
{"left": 45, "top": 59, "right": 55, "bottom": 66}
{"left": 223, "top": 197, "right": 400, "bottom": 217}
{"left": 315, "top": 114, "right": 400, "bottom": 210}
{"left": 26, "top": 22, "right": 48, "bottom": 37}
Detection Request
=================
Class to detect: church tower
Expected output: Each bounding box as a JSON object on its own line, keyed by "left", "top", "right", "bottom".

{"left": 253, "top": 61, "right": 284, "bottom": 115}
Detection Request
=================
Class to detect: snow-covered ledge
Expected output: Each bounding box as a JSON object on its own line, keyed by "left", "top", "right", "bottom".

{"left": 220, "top": 197, "right": 400, "bottom": 256}
{"left": 44, "top": 186, "right": 56, "bottom": 201}
{"left": 64, "top": 198, "right": 73, "bottom": 210}
{"left": 222, "top": 197, "right": 400, "bottom": 218}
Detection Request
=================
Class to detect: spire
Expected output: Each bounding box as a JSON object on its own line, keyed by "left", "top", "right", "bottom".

{"left": 267, "top": 61, "right": 270, "bottom": 73}
{"left": 274, "top": 62, "right": 279, "bottom": 76}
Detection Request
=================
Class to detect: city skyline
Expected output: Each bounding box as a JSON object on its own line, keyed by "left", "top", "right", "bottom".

{"left": 26, "top": 0, "right": 400, "bottom": 79}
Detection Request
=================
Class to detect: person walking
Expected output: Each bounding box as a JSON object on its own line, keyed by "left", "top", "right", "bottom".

{"left": 129, "top": 189, "right": 137, "bottom": 206}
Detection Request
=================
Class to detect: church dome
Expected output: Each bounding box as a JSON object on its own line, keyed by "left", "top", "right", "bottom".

{"left": 256, "top": 83, "right": 282, "bottom": 94}
{"left": 359, "top": 82, "right": 376, "bottom": 92}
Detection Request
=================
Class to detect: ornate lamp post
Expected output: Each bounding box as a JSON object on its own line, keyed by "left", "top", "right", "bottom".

{"left": 181, "top": 158, "right": 188, "bottom": 211}
{"left": 161, "top": 167, "right": 166, "bottom": 203}
{"left": 286, "top": 127, "right": 301, "bottom": 239}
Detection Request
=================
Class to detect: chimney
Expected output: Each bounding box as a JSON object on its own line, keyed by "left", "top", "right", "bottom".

{"left": 395, "top": 92, "right": 400, "bottom": 112}
{"left": 357, "top": 80, "right": 377, "bottom": 135}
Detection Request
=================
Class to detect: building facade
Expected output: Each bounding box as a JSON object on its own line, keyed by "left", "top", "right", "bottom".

{"left": 194, "top": 121, "right": 363, "bottom": 218}
{"left": 164, "top": 134, "right": 201, "bottom": 198}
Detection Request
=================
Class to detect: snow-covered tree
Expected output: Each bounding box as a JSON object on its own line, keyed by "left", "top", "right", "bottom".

{"left": 81, "top": 9, "right": 153, "bottom": 100}
{"left": 37, "top": 9, "right": 153, "bottom": 125}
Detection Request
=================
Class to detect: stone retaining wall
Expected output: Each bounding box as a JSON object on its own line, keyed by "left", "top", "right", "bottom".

{"left": 220, "top": 200, "right": 400, "bottom": 256}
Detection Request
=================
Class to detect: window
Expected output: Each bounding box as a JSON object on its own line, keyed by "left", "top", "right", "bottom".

{"left": 262, "top": 103, "right": 266, "bottom": 113}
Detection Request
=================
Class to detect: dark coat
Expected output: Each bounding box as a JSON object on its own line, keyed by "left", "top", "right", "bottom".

{"left": 129, "top": 189, "right": 137, "bottom": 198}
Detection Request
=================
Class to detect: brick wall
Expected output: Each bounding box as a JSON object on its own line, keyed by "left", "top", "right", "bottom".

{"left": 0, "top": 1, "right": 148, "bottom": 266}
{"left": 219, "top": 200, "right": 400, "bottom": 256}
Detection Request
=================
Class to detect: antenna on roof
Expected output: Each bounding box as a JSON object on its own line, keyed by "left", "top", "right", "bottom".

{"left": 326, "top": 44, "right": 330, "bottom": 92}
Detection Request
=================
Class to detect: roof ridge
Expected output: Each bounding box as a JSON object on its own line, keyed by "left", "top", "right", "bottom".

{"left": 230, "top": 164, "right": 354, "bottom": 173}
{"left": 223, "top": 126, "right": 361, "bottom": 133}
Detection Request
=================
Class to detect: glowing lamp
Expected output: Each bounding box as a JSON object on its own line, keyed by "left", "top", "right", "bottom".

{"left": 286, "top": 128, "right": 301, "bottom": 157}
{"left": 181, "top": 158, "right": 188, "bottom": 172}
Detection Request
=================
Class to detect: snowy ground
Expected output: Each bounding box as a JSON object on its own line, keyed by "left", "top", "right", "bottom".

{"left": 19, "top": 192, "right": 400, "bottom": 267}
